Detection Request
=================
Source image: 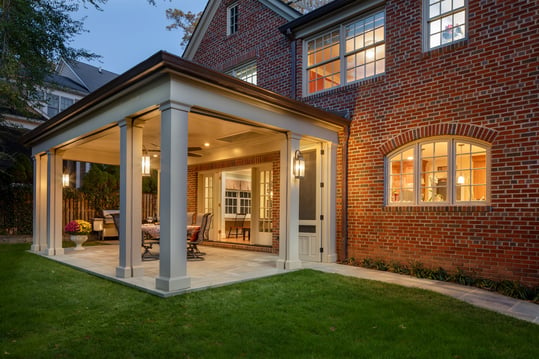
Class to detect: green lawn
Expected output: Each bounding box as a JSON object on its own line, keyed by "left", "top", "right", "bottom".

{"left": 1, "top": 243, "right": 538, "bottom": 358}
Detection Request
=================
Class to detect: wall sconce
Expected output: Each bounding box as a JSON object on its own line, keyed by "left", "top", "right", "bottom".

{"left": 62, "top": 173, "right": 70, "bottom": 187}
{"left": 293, "top": 150, "right": 305, "bottom": 179}
{"left": 142, "top": 153, "right": 151, "bottom": 176}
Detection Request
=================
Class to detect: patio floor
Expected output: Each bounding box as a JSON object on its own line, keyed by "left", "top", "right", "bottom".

{"left": 42, "top": 243, "right": 284, "bottom": 297}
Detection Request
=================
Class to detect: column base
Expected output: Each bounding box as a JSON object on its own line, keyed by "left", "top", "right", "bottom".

{"left": 116, "top": 265, "right": 144, "bottom": 278}
{"left": 116, "top": 266, "right": 131, "bottom": 278}
{"left": 155, "top": 275, "right": 191, "bottom": 292}
{"left": 30, "top": 244, "right": 41, "bottom": 253}
{"left": 43, "top": 247, "right": 64, "bottom": 256}
{"left": 276, "top": 259, "right": 303, "bottom": 270}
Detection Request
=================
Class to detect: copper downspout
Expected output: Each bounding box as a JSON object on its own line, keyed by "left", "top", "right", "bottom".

{"left": 342, "top": 124, "right": 350, "bottom": 260}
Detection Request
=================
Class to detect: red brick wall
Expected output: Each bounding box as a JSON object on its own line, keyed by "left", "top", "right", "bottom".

{"left": 297, "top": 0, "right": 539, "bottom": 286}
{"left": 192, "top": 0, "right": 293, "bottom": 97}
{"left": 190, "top": 0, "right": 539, "bottom": 286}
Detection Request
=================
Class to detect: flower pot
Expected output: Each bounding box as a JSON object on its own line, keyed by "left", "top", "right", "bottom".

{"left": 70, "top": 235, "right": 88, "bottom": 250}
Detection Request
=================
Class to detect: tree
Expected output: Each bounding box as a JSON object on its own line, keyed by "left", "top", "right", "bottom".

{"left": 165, "top": 9, "right": 202, "bottom": 47}
{"left": 0, "top": 0, "right": 106, "bottom": 118}
{"left": 79, "top": 163, "right": 119, "bottom": 216}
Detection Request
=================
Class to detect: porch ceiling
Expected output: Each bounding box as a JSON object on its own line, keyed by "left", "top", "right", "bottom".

{"left": 60, "top": 110, "right": 284, "bottom": 166}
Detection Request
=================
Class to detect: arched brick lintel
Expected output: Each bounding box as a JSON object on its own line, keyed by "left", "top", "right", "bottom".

{"left": 379, "top": 123, "right": 498, "bottom": 155}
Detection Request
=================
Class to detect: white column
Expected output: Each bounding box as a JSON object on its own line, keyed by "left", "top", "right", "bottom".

{"left": 277, "top": 133, "right": 302, "bottom": 270}
{"left": 116, "top": 118, "right": 145, "bottom": 278}
{"left": 156, "top": 101, "right": 191, "bottom": 292}
{"left": 31, "top": 154, "right": 47, "bottom": 253}
{"left": 45, "top": 150, "right": 64, "bottom": 256}
{"left": 323, "top": 141, "right": 338, "bottom": 263}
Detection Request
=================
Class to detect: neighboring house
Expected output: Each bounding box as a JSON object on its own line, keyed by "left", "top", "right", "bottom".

{"left": 5, "top": 59, "right": 118, "bottom": 187}
{"left": 22, "top": 0, "right": 538, "bottom": 293}
{"left": 3, "top": 59, "right": 117, "bottom": 129}
{"left": 183, "top": 0, "right": 539, "bottom": 287}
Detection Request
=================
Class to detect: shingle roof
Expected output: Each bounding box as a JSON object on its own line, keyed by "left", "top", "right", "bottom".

{"left": 65, "top": 60, "right": 118, "bottom": 92}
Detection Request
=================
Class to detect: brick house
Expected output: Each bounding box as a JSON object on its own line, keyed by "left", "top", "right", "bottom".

{"left": 22, "top": 0, "right": 538, "bottom": 293}
{"left": 183, "top": 0, "right": 539, "bottom": 286}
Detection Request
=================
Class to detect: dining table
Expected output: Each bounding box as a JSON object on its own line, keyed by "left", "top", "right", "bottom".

{"left": 141, "top": 224, "right": 202, "bottom": 240}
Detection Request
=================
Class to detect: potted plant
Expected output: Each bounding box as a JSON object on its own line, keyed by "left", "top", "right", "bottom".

{"left": 65, "top": 220, "right": 92, "bottom": 250}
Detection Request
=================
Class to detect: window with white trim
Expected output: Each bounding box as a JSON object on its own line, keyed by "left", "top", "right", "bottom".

{"left": 387, "top": 138, "right": 488, "bottom": 205}
{"left": 227, "top": 61, "right": 257, "bottom": 85}
{"left": 227, "top": 3, "right": 238, "bottom": 36}
{"left": 225, "top": 190, "right": 251, "bottom": 215}
{"left": 46, "top": 93, "right": 75, "bottom": 117}
{"left": 305, "top": 9, "right": 385, "bottom": 94}
{"left": 426, "top": 0, "right": 467, "bottom": 49}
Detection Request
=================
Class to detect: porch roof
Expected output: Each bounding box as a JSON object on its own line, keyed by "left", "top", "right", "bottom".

{"left": 22, "top": 51, "right": 350, "bottom": 148}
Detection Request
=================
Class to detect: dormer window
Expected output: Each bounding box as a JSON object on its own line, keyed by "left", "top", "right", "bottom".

{"left": 227, "top": 3, "right": 238, "bottom": 36}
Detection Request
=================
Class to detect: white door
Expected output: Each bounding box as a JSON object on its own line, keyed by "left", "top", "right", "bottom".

{"left": 198, "top": 172, "right": 218, "bottom": 240}
{"left": 253, "top": 167, "right": 273, "bottom": 245}
{"left": 299, "top": 147, "right": 322, "bottom": 262}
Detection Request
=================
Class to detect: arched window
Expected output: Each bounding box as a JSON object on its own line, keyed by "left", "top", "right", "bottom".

{"left": 387, "top": 138, "right": 489, "bottom": 205}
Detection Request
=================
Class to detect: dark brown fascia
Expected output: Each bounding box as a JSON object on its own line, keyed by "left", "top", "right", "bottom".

{"left": 23, "top": 51, "right": 350, "bottom": 146}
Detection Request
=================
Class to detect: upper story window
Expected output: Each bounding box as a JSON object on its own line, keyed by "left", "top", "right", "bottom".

{"left": 46, "top": 93, "right": 74, "bottom": 117}
{"left": 387, "top": 138, "right": 489, "bottom": 205}
{"left": 305, "top": 10, "right": 385, "bottom": 95}
{"left": 426, "top": 0, "right": 467, "bottom": 50}
{"left": 227, "top": 3, "right": 238, "bottom": 36}
{"left": 227, "top": 61, "right": 257, "bottom": 85}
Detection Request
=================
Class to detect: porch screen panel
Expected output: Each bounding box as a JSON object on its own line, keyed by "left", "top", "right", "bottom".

{"left": 299, "top": 150, "right": 317, "bottom": 220}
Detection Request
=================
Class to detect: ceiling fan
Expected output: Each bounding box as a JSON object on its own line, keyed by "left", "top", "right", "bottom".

{"left": 145, "top": 145, "right": 203, "bottom": 157}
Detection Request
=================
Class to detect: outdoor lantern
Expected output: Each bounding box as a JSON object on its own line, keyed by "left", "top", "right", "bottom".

{"left": 142, "top": 153, "right": 151, "bottom": 176}
{"left": 62, "top": 173, "right": 70, "bottom": 187}
{"left": 293, "top": 150, "right": 305, "bottom": 179}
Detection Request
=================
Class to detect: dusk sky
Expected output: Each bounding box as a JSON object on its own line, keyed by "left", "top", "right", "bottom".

{"left": 72, "top": 0, "right": 206, "bottom": 74}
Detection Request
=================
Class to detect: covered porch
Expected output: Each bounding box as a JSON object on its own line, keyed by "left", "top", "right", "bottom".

{"left": 23, "top": 51, "right": 349, "bottom": 294}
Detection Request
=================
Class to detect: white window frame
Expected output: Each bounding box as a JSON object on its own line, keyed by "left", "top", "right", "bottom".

{"left": 227, "top": 3, "right": 238, "bottom": 36}
{"left": 386, "top": 137, "right": 490, "bottom": 206}
{"left": 224, "top": 189, "right": 251, "bottom": 216}
{"left": 227, "top": 60, "right": 257, "bottom": 85}
{"left": 424, "top": 0, "right": 468, "bottom": 51}
{"left": 303, "top": 9, "right": 386, "bottom": 95}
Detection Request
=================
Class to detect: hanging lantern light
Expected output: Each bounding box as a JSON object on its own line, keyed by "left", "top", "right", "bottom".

{"left": 293, "top": 150, "right": 305, "bottom": 179}
{"left": 62, "top": 173, "right": 70, "bottom": 187}
{"left": 142, "top": 151, "right": 151, "bottom": 176}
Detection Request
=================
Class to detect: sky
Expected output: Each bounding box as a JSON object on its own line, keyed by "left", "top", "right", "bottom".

{"left": 71, "top": 0, "right": 206, "bottom": 75}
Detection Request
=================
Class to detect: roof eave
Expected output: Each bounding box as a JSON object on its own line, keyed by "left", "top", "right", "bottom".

{"left": 23, "top": 51, "right": 350, "bottom": 147}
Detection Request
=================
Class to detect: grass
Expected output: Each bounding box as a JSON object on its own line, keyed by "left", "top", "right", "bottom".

{"left": 1, "top": 243, "right": 538, "bottom": 358}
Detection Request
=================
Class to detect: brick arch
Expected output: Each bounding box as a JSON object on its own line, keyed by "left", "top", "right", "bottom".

{"left": 379, "top": 123, "right": 498, "bottom": 155}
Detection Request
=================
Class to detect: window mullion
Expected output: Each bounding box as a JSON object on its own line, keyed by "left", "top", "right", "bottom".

{"left": 414, "top": 144, "right": 420, "bottom": 205}
{"left": 448, "top": 140, "right": 455, "bottom": 204}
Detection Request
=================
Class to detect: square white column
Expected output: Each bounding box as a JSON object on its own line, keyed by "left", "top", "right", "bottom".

{"left": 31, "top": 154, "right": 48, "bottom": 253}
{"left": 277, "top": 133, "right": 302, "bottom": 270}
{"left": 116, "top": 119, "right": 145, "bottom": 278}
{"left": 45, "top": 150, "right": 64, "bottom": 256}
{"left": 155, "top": 101, "right": 191, "bottom": 292}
